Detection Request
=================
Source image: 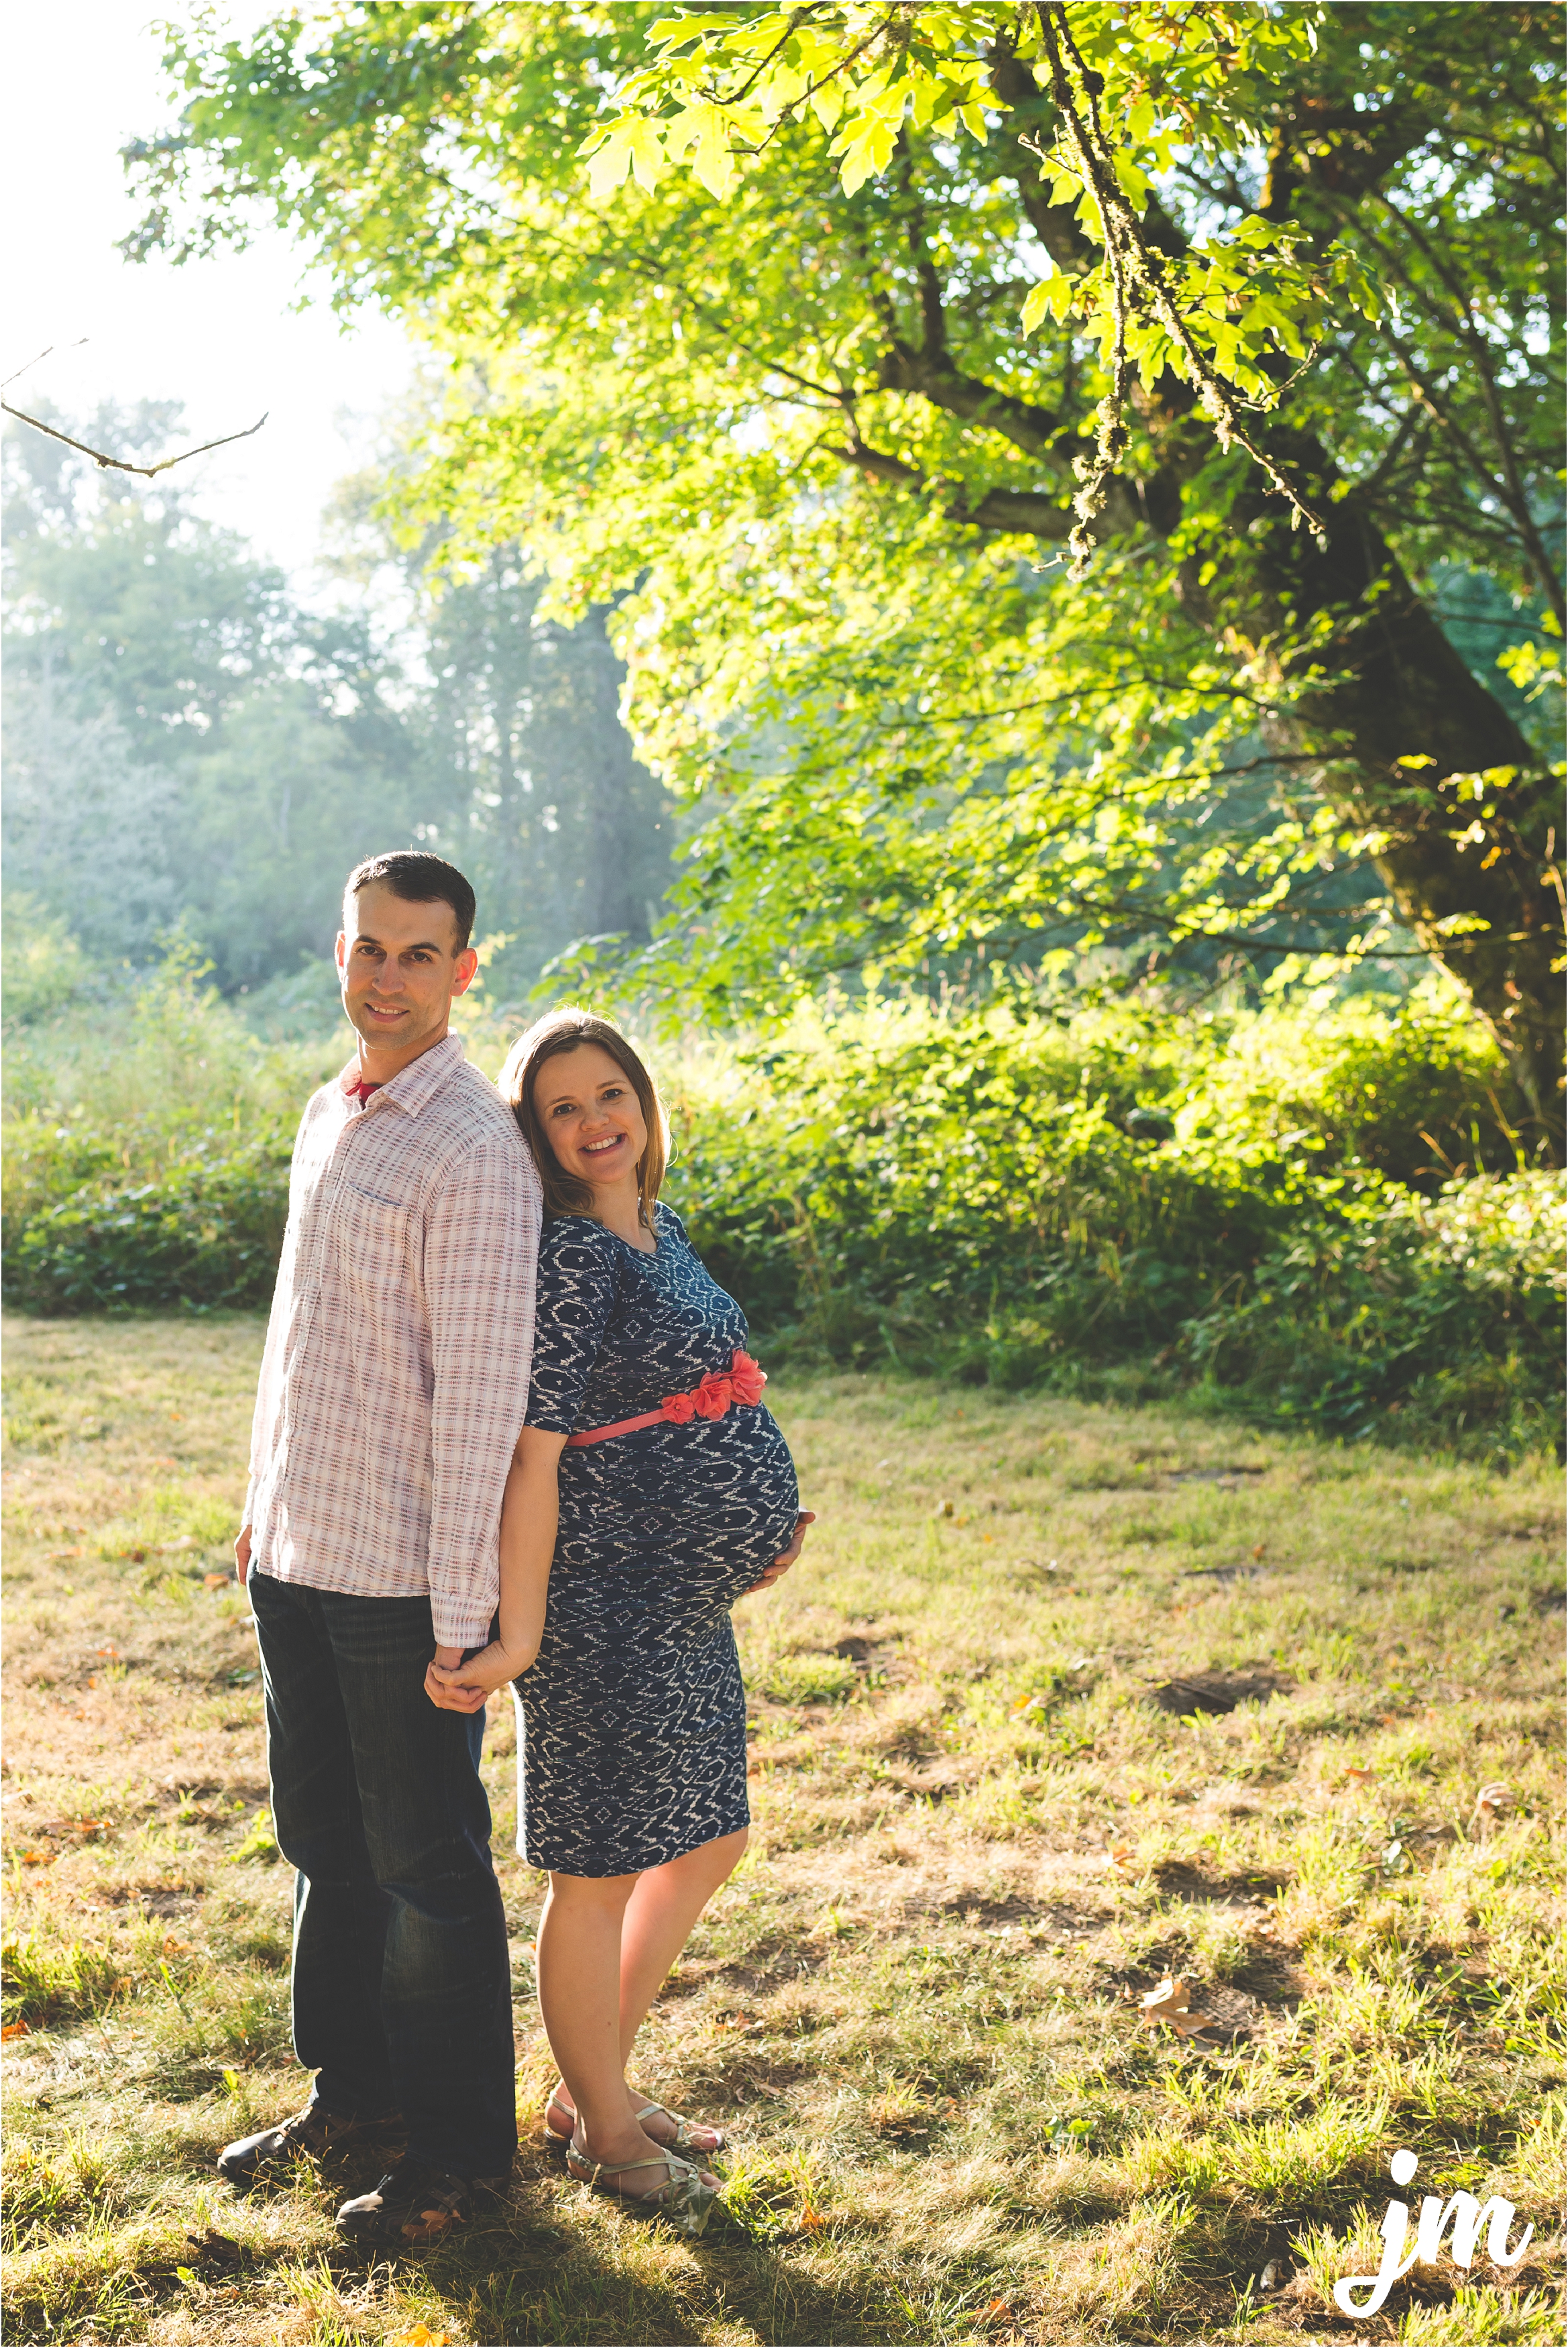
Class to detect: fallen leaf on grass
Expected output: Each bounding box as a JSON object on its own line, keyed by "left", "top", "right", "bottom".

{"left": 1342, "top": 1766, "right": 1377, "bottom": 1786}
{"left": 45, "top": 1547, "right": 84, "bottom": 1561}
{"left": 2, "top": 2021, "right": 30, "bottom": 2039}
{"left": 392, "top": 2329, "right": 451, "bottom": 2346}
{"left": 1137, "top": 1976, "right": 1214, "bottom": 2037}
{"left": 1471, "top": 1781, "right": 1512, "bottom": 1837}
{"left": 19, "top": 1850, "right": 57, "bottom": 1866}
{"left": 203, "top": 1573, "right": 229, "bottom": 1589}
{"left": 185, "top": 2231, "right": 245, "bottom": 2268}
{"left": 1107, "top": 1844, "right": 1136, "bottom": 1875}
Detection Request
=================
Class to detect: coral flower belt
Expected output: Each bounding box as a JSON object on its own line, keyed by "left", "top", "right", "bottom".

{"left": 565, "top": 1350, "right": 767, "bottom": 1448}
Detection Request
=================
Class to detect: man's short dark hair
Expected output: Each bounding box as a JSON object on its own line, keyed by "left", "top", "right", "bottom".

{"left": 344, "top": 852, "right": 477, "bottom": 953}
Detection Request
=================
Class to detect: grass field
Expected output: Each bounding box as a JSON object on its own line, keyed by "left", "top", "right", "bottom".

{"left": 1, "top": 1313, "right": 1563, "bottom": 2347}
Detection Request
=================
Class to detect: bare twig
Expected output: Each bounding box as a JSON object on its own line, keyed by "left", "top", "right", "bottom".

{"left": 1, "top": 396, "right": 268, "bottom": 478}
{"left": 3, "top": 341, "right": 87, "bottom": 392}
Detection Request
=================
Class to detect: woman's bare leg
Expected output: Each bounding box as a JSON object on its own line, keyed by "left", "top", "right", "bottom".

{"left": 535, "top": 1870, "right": 658, "bottom": 2178}
{"left": 545, "top": 1828, "right": 747, "bottom": 2163}
{"left": 618, "top": 1827, "right": 748, "bottom": 2058}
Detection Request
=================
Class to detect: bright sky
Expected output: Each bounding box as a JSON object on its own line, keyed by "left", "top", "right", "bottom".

{"left": 2, "top": 1, "right": 412, "bottom": 588}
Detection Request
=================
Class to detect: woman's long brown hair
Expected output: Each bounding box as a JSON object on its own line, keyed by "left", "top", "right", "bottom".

{"left": 499, "top": 1010, "right": 669, "bottom": 1226}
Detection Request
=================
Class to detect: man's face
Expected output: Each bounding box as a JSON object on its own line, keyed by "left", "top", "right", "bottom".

{"left": 336, "top": 883, "right": 479, "bottom": 1065}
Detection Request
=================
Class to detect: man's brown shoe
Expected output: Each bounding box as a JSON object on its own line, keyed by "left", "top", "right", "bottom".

{"left": 335, "top": 2157, "right": 500, "bottom": 2246}
{"left": 217, "top": 2102, "right": 403, "bottom": 2185}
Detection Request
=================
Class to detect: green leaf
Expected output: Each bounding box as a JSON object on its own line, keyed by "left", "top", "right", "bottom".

{"left": 809, "top": 80, "right": 844, "bottom": 131}
{"left": 1020, "top": 277, "right": 1053, "bottom": 335}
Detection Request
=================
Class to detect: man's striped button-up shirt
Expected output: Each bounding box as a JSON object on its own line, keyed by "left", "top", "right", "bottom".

{"left": 245, "top": 1033, "right": 541, "bottom": 1648}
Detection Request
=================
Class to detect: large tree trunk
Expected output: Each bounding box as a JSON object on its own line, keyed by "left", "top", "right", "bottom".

{"left": 1176, "top": 424, "right": 1563, "bottom": 1151}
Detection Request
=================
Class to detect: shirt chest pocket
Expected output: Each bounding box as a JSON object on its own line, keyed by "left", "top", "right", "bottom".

{"left": 335, "top": 1185, "right": 414, "bottom": 1293}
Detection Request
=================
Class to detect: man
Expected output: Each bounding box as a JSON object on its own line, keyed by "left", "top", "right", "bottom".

{"left": 219, "top": 850, "right": 541, "bottom": 2245}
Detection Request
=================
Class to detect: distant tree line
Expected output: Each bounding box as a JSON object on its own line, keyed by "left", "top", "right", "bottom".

{"left": 1, "top": 402, "right": 672, "bottom": 1016}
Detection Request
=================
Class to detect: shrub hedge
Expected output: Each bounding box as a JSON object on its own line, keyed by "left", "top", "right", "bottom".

{"left": 663, "top": 1010, "right": 1562, "bottom": 1457}
{"left": 3, "top": 1130, "right": 291, "bottom": 1314}
{"left": 3, "top": 983, "right": 1561, "bottom": 1456}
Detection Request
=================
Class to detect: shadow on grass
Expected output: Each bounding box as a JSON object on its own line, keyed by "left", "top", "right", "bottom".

{"left": 461, "top": 2221, "right": 902, "bottom": 2348}
{"left": 220, "top": 2150, "right": 907, "bottom": 2347}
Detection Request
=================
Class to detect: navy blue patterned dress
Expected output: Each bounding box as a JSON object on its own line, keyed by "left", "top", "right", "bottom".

{"left": 515, "top": 1205, "right": 799, "bottom": 1875}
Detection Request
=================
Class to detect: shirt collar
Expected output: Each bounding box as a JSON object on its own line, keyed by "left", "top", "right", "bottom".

{"left": 337, "top": 1032, "right": 465, "bottom": 1118}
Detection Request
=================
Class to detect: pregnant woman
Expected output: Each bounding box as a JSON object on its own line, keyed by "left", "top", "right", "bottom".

{"left": 427, "top": 1010, "right": 811, "bottom": 2236}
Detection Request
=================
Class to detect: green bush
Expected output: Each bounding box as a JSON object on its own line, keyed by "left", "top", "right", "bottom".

{"left": 660, "top": 996, "right": 1560, "bottom": 1454}
{"left": 1, "top": 932, "right": 336, "bottom": 1314}
{"left": 4, "top": 1132, "right": 290, "bottom": 1314}
{"left": 1166, "top": 983, "right": 1537, "bottom": 1187}
{"left": 0, "top": 894, "right": 98, "bottom": 1028}
{"left": 2, "top": 932, "right": 342, "bottom": 1194}
{"left": 1181, "top": 1171, "right": 1565, "bottom": 1456}
{"left": 3, "top": 952, "right": 1560, "bottom": 1454}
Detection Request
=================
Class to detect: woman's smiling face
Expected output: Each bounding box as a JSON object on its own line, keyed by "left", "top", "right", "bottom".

{"left": 533, "top": 1043, "right": 649, "bottom": 1198}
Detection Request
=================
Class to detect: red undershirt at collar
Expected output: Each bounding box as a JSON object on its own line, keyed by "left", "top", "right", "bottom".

{"left": 344, "top": 1077, "right": 383, "bottom": 1105}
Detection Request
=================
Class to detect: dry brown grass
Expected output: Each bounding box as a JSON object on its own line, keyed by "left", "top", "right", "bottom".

{"left": 2, "top": 1313, "right": 1563, "bottom": 2345}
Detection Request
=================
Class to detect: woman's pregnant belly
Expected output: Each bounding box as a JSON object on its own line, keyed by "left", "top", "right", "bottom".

{"left": 551, "top": 1406, "right": 799, "bottom": 1615}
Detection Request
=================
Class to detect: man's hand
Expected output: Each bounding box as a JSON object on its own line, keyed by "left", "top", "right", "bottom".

{"left": 742, "top": 1509, "right": 816, "bottom": 1596}
{"left": 426, "top": 1642, "right": 467, "bottom": 1704}
{"left": 426, "top": 1639, "right": 526, "bottom": 1714}
{"left": 234, "top": 1524, "right": 252, "bottom": 1585}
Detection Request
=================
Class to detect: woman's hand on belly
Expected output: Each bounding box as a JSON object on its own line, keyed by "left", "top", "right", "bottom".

{"left": 738, "top": 1509, "right": 816, "bottom": 1597}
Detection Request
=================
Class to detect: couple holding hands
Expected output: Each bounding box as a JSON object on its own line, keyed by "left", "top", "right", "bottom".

{"left": 221, "top": 851, "right": 811, "bottom": 2245}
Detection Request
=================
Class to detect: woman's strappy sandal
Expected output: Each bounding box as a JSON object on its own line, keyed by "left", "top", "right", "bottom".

{"left": 565, "top": 2130, "right": 720, "bottom": 2237}
{"left": 633, "top": 2100, "right": 728, "bottom": 2157}
{"left": 545, "top": 2090, "right": 726, "bottom": 2163}
{"left": 543, "top": 2090, "right": 575, "bottom": 2162}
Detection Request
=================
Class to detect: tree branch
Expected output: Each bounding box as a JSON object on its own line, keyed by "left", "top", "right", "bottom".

{"left": 1, "top": 397, "right": 268, "bottom": 479}
{"left": 1354, "top": 394, "right": 1434, "bottom": 504}
{"left": 1357, "top": 301, "right": 1565, "bottom": 625}
{"left": 1357, "top": 190, "right": 1565, "bottom": 622}
{"left": 818, "top": 428, "right": 1086, "bottom": 540}
{"left": 891, "top": 136, "right": 948, "bottom": 364}
{"left": 873, "top": 342, "right": 1064, "bottom": 454}
{"left": 1258, "top": 99, "right": 1429, "bottom": 227}
{"left": 985, "top": 35, "right": 1098, "bottom": 272}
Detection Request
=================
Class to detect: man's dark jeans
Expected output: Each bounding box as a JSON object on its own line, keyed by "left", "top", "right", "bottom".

{"left": 249, "top": 1571, "right": 516, "bottom": 2180}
